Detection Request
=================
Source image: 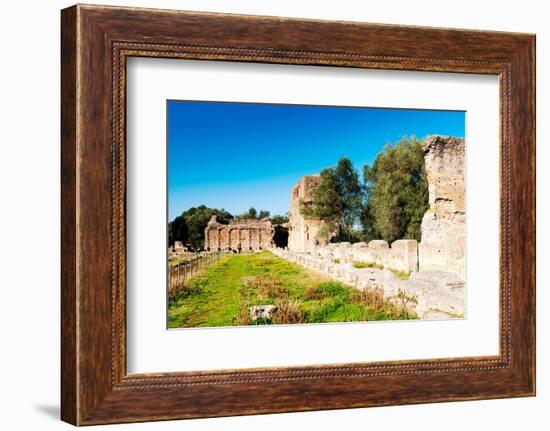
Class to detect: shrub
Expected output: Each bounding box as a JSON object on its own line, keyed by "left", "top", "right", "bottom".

{"left": 234, "top": 301, "right": 251, "bottom": 326}
{"left": 168, "top": 277, "right": 206, "bottom": 301}
{"left": 395, "top": 289, "right": 418, "bottom": 318}
{"left": 309, "top": 299, "right": 347, "bottom": 322}
{"left": 304, "top": 287, "right": 327, "bottom": 300}
{"left": 317, "top": 281, "right": 349, "bottom": 298}
{"left": 350, "top": 287, "right": 387, "bottom": 311}
{"left": 242, "top": 275, "right": 288, "bottom": 300}
{"left": 272, "top": 299, "right": 305, "bottom": 324}
{"left": 353, "top": 261, "right": 384, "bottom": 270}
{"left": 390, "top": 269, "right": 410, "bottom": 280}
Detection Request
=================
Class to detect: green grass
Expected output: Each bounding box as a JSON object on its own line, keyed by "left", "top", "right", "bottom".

{"left": 168, "top": 251, "right": 416, "bottom": 328}
{"left": 390, "top": 269, "right": 410, "bottom": 280}
{"left": 352, "top": 261, "right": 384, "bottom": 270}
{"left": 351, "top": 262, "right": 409, "bottom": 279}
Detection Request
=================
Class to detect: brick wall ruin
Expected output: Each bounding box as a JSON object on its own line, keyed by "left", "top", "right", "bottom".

{"left": 204, "top": 216, "right": 274, "bottom": 252}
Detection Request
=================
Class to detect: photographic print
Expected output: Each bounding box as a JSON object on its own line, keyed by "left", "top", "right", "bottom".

{"left": 167, "top": 101, "right": 466, "bottom": 328}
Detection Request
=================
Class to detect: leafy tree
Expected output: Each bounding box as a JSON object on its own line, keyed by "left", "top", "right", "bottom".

{"left": 333, "top": 157, "right": 363, "bottom": 241}
{"left": 300, "top": 157, "right": 363, "bottom": 242}
{"left": 362, "top": 137, "right": 429, "bottom": 242}
{"left": 236, "top": 207, "right": 272, "bottom": 219}
{"left": 270, "top": 214, "right": 289, "bottom": 225}
{"left": 246, "top": 207, "right": 257, "bottom": 219}
{"left": 169, "top": 205, "right": 233, "bottom": 250}
{"left": 237, "top": 207, "right": 258, "bottom": 219}
{"left": 258, "top": 210, "right": 270, "bottom": 219}
{"left": 300, "top": 167, "right": 342, "bottom": 237}
{"left": 168, "top": 214, "right": 188, "bottom": 247}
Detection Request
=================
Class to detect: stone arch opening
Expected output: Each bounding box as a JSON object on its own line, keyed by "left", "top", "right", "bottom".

{"left": 273, "top": 225, "right": 289, "bottom": 248}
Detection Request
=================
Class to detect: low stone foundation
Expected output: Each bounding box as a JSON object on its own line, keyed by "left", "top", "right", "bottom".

{"left": 315, "top": 240, "right": 418, "bottom": 274}
{"left": 271, "top": 247, "right": 465, "bottom": 319}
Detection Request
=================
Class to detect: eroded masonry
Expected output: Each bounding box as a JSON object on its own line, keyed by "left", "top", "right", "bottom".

{"left": 283, "top": 135, "right": 466, "bottom": 279}
{"left": 287, "top": 175, "right": 332, "bottom": 253}
{"left": 204, "top": 217, "right": 289, "bottom": 252}
{"left": 418, "top": 136, "right": 465, "bottom": 278}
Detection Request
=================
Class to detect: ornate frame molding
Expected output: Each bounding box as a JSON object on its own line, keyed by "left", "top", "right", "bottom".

{"left": 61, "top": 5, "right": 535, "bottom": 425}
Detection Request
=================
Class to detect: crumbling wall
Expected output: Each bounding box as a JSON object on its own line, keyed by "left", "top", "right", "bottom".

{"left": 418, "top": 136, "right": 466, "bottom": 279}
{"left": 287, "top": 175, "right": 332, "bottom": 253}
{"left": 204, "top": 216, "right": 274, "bottom": 252}
{"left": 276, "top": 135, "right": 466, "bottom": 279}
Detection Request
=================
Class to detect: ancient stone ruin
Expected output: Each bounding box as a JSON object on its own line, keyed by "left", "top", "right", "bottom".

{"left": 204, "top": 216, "right": 277, "bottom": 252}
{"left": 418, "top": 136, "right": 465, "bottom": 279}
{"left": 285, "top": 135, "right": 466, "bottom": 280}
{"left": 287, "top": 175, "right": 333, "bottom": 253}
{"left": 275, "top": 135, "right": 466, "bottom": 318}
{"left": 173, "top": 241, "right": 188, "bottom": 254}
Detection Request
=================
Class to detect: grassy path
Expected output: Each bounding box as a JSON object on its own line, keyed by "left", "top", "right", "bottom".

{"left": 168, "top": 251, "right": 415, "bottom": 328}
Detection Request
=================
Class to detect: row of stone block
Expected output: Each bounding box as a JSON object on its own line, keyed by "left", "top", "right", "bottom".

{"left": 308, "top": 240, "right": 419, "bottom": 274}
{"left": 272, "top": 248, "right": 399, "bottom": 292}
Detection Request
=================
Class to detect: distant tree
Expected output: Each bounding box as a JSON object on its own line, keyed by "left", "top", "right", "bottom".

{"left": 168, "top": 214, "right": 188, "bottom": 247}
{"left": 169, "top": 205, "right": 233, "bottom": 250}
{"left": 258, "top": 210, "right": 270, "bottom": 219}
{"left": 300, "top": 157, "right": 362, "bottom": 242}
{"left": 247, "top": 207, "right": 257, "bottom": 219}
{"left": 270, "top": 214, "right": 289, "bottom": 225}
{"left": 236, "top": 207, "right": 273, "bottom": 219}
{"left": 362, "top": 137, "right": 429, "bottom": 242}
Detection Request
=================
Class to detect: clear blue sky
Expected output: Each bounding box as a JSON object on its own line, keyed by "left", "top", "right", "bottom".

{"left": 167, "top": 100, "right": 465, "bottom": 221}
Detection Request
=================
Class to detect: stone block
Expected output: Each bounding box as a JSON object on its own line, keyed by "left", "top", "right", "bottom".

{"left": 368, "top": 240, "right": 389, "bottom": 249}
{"left": 391, "top": 239, "right": 417, "bottom": 251}
{"left": 250, "top": 305, "right": 277, "bottom": 321}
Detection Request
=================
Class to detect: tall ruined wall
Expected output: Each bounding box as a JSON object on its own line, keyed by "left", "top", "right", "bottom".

{"left": 204, "top": 216, "right": 274, "bottom": 252}
{"left": 287, "top": 175, "right": 329, "bottom": 253}
{"left": 419, "top": 136, "right": 466, "bottom": 279}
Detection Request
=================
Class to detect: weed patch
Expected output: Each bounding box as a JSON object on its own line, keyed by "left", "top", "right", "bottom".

{"left": 390, "top": 269, "right": 410, "bottom": 280}
{"left": 353, "top": 261, "right": 384, "bottom": 270}
{"left": 168, "top": 251, "right": 415, "bottom": 328}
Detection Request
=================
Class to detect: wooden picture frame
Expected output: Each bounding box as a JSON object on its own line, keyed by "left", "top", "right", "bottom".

{"left": 61, "top": 4, "right": 536, "bottom": 425}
